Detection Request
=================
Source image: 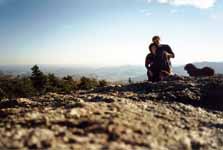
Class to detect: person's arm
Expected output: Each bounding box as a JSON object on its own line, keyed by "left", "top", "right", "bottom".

{"left": 145, "top": 54, "right": 152, "bottom": 70}
{"left": 145, "top": 55, "right": 149, "bottom": 69}
{"left": 164, "top": 51, "right": 174, "bottom": 59}
{"left": 162, "top": 45, "right": 175, "bottom": 59}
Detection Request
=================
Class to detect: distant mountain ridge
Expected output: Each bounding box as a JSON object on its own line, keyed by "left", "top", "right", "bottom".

{"left": 0, "top": 62, "right": 222, "bottom": 82}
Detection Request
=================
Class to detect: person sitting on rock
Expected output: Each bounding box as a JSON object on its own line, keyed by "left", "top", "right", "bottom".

{"left": 145, "top": 43, "right": 160, "bottom": 82}
{"left": 152, "top": 36, "right": 175, "bottom": 80}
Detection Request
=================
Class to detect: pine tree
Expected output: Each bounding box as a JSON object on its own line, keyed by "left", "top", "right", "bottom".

{"left": 30, "top": 65, "right": 47, "bottom": 94}
{"left": 128, "top": 77, "right": 132, "bottom": 84}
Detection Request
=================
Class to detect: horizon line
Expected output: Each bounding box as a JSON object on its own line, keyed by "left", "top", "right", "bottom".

{"left": 0, "top": 61, "right": 223, "bottom": 68}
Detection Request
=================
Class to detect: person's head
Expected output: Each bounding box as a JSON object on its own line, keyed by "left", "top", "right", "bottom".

{"left": 149, "top": 43, "right": 157, "bottom": 55}
{"left": 152, "top": 35, "right": 160, "bottom": 45}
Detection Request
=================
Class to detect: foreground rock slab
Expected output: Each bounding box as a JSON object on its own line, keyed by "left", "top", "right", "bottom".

{"left": 0, "top": 76, "right": 223, "bottom": 150}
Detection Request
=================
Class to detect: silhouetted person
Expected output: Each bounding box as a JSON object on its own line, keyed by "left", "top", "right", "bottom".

{"left": 152, "top": 36, "right": 175, "bottom": 78}
{"left": 145, "top": 36, "right": 175, "bottom": 82}
{"left": 145, "top": 43, "right": 160, "bottom": 82}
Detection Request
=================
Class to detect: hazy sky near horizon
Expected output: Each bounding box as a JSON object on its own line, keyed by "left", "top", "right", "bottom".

{"left": 0, "top": 0, "right": 222, "bottom": 66}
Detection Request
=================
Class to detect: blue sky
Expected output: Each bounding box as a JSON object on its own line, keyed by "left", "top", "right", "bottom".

{"left": 0, "top": 0, "right": 222, "bottom": 66}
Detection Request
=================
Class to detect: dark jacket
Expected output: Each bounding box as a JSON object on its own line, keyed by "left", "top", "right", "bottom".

{"left": 145, "top": 53, "right": 160, "bottom": 81}
{"left": 145, "top": 53, "right": 156, "bottom": 71}
{"left": 155, "top": 44, "right": 175, "bottom": 72}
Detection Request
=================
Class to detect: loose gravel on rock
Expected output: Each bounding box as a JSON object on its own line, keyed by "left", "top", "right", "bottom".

{"left": 0, "top": 76, "right": 223, "bottom": 150}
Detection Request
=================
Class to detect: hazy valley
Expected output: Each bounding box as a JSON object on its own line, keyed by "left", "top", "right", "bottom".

{"left": 1, "top": 62, "right": 223, "bottom": 82}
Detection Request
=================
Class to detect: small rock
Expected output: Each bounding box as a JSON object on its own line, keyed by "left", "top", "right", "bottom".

{"left": 69, "top": 108, "right": 87, "bottom": 117}
{"left": 179, "top": 136, "right": 192, "bottom": 150}
{"left": 26, "top": 129, "right": 55, "bottom": 149}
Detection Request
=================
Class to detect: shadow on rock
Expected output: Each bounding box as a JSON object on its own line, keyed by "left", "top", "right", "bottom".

{"left": 201, "top": 121, "right": 223, "bottom": 129}
{"left": 200, "top": 83, "right": 223, "bottom": 111}
{"left": 93, "top": 76, "right": 223, "bottom": 111}
{"left": 0, "top": 98, "right": 36, "bottom": 109}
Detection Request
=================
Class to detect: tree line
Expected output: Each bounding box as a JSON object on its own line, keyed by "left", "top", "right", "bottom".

{"left": 0, "top": 65, "right": 108, "bottom": 99}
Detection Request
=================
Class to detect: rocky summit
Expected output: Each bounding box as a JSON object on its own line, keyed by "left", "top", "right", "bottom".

{"left": 0, "top": 76, "right": 223, "bottom": 150}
